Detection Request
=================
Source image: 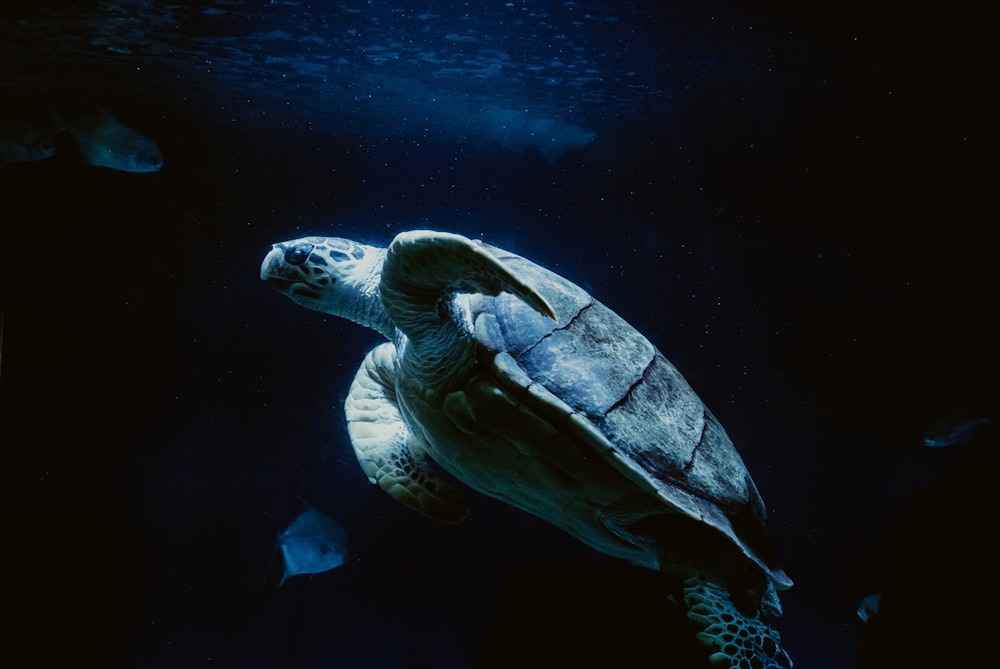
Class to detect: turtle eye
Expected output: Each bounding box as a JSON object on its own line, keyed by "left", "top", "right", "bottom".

{"left": 284, "top": 243, "right": 314, "bottom": 266}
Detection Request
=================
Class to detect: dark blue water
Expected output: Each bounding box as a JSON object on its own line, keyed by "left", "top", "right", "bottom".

{"left": 1, "top": 2, "right": 998, "bottom": 668}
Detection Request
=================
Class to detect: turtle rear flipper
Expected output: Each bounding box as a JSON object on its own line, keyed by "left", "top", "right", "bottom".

{"left": 684, "top": 578, "right": 792, "bottom": 669}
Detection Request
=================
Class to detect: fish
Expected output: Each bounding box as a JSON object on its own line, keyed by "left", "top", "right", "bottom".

{"left": 0, "top": 124, "right": 59, "bottom": 164}
{"left": 0, "top": 105, "right": 61, "bottom": 165}
{"left": 277, "top": 498, "right": 348, "bottom": 586}
{"left": 923, "top": 416, "right": 991, "bottom": 447}
{"left": 857, "top": 592, "right": 881, "bottom": 623}
{"left": 0, "top": 94, "right": 163, "bottom": 172}
{"left": 62, "top": 106, "right": 164, "bottom": 173}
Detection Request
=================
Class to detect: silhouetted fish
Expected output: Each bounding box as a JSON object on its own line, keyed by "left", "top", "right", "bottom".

{"left": 0, "top": 95, "right": 163, "bottom": 172}
{"left": 62, "top": 107, "right": 164, "bottom": 173}
{"left": 923, "top": 416, "right": 991, "bottom": 447}
{"left": 277, "top": 499, "right": 348, "bottom": 586}
{"left": 0, "top": 105, "right": 60, "bottom": 165}
{"left": 857, "top": 592, "right": 880, "bottom": 623}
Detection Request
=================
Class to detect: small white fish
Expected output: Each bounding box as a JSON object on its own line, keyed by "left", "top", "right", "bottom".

{"left": 277, "top": 499, "right": 348, "bottom": 586}
{"left": 923, "top": 416, "right": 991, "bottom": 447}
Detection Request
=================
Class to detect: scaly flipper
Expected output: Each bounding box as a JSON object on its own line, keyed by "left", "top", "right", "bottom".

{"left": 380, "top": 230, "right": 557, "bottom": 343}
{"left": 684, "top": 577, "right": 792, "bottom": 668}
{"left": 345, "top": 342, "right": 469, "bottom": 524}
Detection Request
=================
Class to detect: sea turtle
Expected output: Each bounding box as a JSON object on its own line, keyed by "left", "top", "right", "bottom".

{"left": 260, "top": 230, "right": 793, "bottom": 668}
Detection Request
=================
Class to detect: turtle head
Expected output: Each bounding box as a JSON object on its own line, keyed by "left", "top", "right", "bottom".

{"left": 261, "top": 236, "right": 392, "bottom": 337}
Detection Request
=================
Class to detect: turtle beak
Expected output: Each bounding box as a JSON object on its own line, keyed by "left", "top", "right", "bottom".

{"left": 260, "top": 245, "right": 281, "bottom": 280}
{"left": 260, "top": 245, "right": 295, "bottom": 293}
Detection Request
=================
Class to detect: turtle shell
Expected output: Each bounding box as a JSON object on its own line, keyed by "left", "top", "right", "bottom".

{"left": 450, "top": 241, "right": 790, "bottom": 590}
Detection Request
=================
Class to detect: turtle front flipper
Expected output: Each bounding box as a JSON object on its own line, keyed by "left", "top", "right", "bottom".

{"left": 380, "top": 231, "right": 557, "bottom": 343}
{"left": 345, "top": 343, "right": 469, "bottom": 524}
{"left": 684, "top": 578, "right": 792, "bottom": 668}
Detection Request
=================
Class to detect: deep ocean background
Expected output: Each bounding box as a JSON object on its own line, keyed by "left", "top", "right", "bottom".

{"left": 1, "top": 1, "right": 998, "bottom": 668}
